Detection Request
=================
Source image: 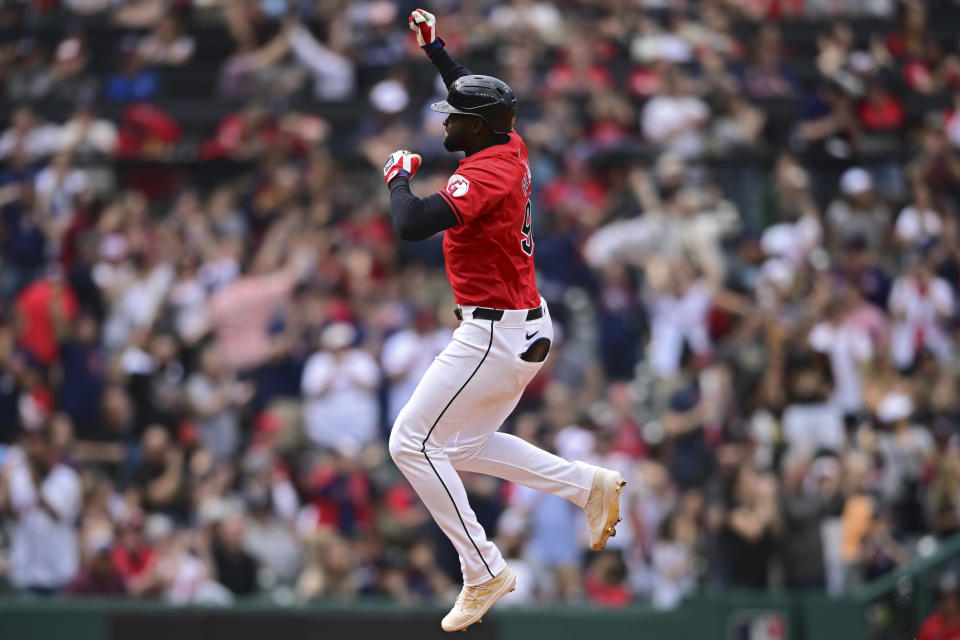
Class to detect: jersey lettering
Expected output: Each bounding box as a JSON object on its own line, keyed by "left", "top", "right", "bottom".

{"left": 520, "top": 199, "right": 533, "bottom": 256}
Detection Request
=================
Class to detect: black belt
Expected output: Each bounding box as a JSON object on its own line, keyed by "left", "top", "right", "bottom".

{"left": 455, "top": 306, "right": 543, "bottom": 322}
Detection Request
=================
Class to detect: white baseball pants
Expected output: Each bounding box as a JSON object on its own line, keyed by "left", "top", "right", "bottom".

{"left": 388, "top": 300, "right": 596, "bottom": 586}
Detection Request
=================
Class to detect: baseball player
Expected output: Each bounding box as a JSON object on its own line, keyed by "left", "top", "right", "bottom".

{"left": 381, "top": 9, "right": 626, "bottom": 632}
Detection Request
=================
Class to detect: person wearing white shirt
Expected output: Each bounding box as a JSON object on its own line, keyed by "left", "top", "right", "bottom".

{"left": 381, "top": 310, "right": 451, "bottom": 425}
{"left": 0, "top": 107, "right": 61, "bottom": 161}
{"left": 641, "top": 67, "right": 708, "bottom": 158}
{"left": 808, "top": 298, "right": 874, "bottom": 415}
{"left": 889, "top": 259, "right": 955, "bottom": 370}
{"left": 644, "top": 260, "right": 712, "bottom": 378}
{"left": 4, "top": 428, "right": 81, "bottom": 593}
{"left": 58, "top": 105, "right": 117, "bottom": 157}
{"left": 894, "top": 183, "right": 942, "bottom": 248}
{"left": 34, "top": 152, "right": 88, "bottom": 228}
{"left": 301, "top": 323, "right": 381, "bottom": 453}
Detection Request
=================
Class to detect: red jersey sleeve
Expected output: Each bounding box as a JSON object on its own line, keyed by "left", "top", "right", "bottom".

{"left": 436, "top": 162, "right": 511, "bottom": 226}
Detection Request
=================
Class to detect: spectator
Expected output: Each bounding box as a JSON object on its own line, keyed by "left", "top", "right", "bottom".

{"left": 105, "top": 37, "right": 159, "bottom": 103}
{"left": 662, "top": 386, "right": 715, "bottom": 490}
{"left": 888, "top": 257, "right": 954, "bottom": 371}
{"left": 211, "top": 512, "right": 259, "bottom": 596}
{"left": 0, "top": 106, "right": 60, "bottom": 163}
{"left": 110, "top": 512, "right": 156, "bottom": 595}
{"left": 128, "top": 426, "right": 189, "bottom": 518}
{"left": 808, "top": 297, "right": 873, "bottom": 417}
{"left": 718, "top": 465, "right": 779, "bottom": 589}
{"left": 218, "top": 23, "right": 291, "bottom": 100}
{"left": 643, "top": 259, "right": 712, "bottom": 379}
{"left": 641, "top": 66, "right": 709, "bottom": 158}
{"left": 927, "top": 447, "right": 960, "bottom": 538}
{"left": 381, "top": 308, "right": 451, "bottom": 425}
{"left": 0, "top": 324, "right": 24, "bottom": 443}
{"left": 709, "top": 91, "right": 767, "bottom": 155}
{"left": 858, "top": 508, "right": 908, "bottom": 581}
{"left": 857, "top": 79, "right": 904, "bottom": 134}
{"left": 794, "top": 81, "right": 859, "bottom": 162}
{"left": 825, "top": 167, "right": 891, "bottom": 256}
{"left": 301, "top": 323, "right": 379, "bottom": 453}
{"left": 66, "top": 532, "right": 127, "bottom": 596}
{"left": 143, "top": 513, "right": 232, "bottom": 604}
{"left": 15, "top": 268, "right": 79, "bottom": 369}
{"left": 917, "top": 574, "right": 960, "bottom": 640}
{"left": 650, "top": 512, "right": 697, "bottom": 609}
{"left": 909, "top": 116, "right": 960, "bottom": 202}
{"left": 186, "top": 346, "right": 251, "bottom": 462}
{"left": 58, "top": 314, "right": 106, "bottom": 434}
{"left": 34, "top": 151, "right": 87, "bottom": 240}
{"left": 137, "top": 14, "right": 195, "bottom": 67}
{"left": 3, "top": 425, "right": 82, "bottom": 594}
{"left": 286, "top": 19, "right": 354, "bottom": 101}
{"left": 45, "top": 36, "right": 98, "bottom": 103}
{"left": 584, "top": 551, "right": 631, "bottom": 607}
{"left": 895, "top": 181, "right": 943, "bottom": 249}
{"left": 242, "top": 486, "right": 301, "bottom": 586}
{"left": 875, "top": 392, "right": 934, "bottom": 536}
{"left": 58, "top": 101, "right": 118, "bottom": 158}
{"left": 779, "top": 453, "right": 842, "bottom": 589}
{"left": 741, "top": 26, "right": 797, "bottom": 99}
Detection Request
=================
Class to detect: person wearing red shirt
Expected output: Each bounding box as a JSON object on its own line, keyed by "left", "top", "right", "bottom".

{"left": 14, "top": 270, "right": 79, "bottom": 368}
{"left": 380, "top": 9, "right": 625, "bottom": 633}
{"left": 858, "top": 81, "right": 905, "bottom": 133}
{"left": 918, "top": 578, "right": 960, "bottom": 640}
{"left": 110, "top": 514, "right": 156, "bottom": 595}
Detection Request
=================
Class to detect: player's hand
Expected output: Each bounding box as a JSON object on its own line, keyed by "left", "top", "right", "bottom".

{"left": 383, "top": 149, "right": 422, "bottom": 186}
{"left": 409, "top": 9, "right": 444, "bottom": 52}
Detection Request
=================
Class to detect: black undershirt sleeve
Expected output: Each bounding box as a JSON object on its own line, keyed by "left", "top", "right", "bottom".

{"left": 386, "top": 45, "right": 469, "bottom": 242}
{"left": 427, "top": 47, "right": 472, "bottom": 89}
{"left": 388, "top": 177, "right": 459, "bottom": 241}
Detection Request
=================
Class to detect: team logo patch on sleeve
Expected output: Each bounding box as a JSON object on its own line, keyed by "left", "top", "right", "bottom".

{"left": 446, "top": 174, "right": 470, "bottom": 197}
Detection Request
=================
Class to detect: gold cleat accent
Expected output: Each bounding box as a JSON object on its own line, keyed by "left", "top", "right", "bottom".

{"left": 585, "top": 470, "right": 626, "bottom": 551}
{"left": 441, "top": 566, "right": 517, "bottom": 632}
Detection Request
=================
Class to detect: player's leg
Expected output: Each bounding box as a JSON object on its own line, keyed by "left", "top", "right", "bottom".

{"left": 447, "top": 373, "right": 625, "bottom": 551}
{"left": 388, "top": 319, "right": 517, "bottom": 587}
{"left": 445, "top": 305, "right": 625, "bottom": 552}
{"left": 446, "top": 393, "right": 595, "bottom": 508}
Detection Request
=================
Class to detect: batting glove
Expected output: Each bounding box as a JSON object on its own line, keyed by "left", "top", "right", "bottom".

{"left": 409, "top": 9, "right": 444, "bottom": 53}
{"left": 383, "top": 149, "right": 422, "bottom": 186}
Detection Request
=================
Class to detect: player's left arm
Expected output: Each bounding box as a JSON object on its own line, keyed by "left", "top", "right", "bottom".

{"left": 382, "top": 150, "right": 458, "bottom": 241}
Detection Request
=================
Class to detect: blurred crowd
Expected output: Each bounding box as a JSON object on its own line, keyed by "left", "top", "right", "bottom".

{"left": 2, "top": 0, "right": 960, "bottom": 613}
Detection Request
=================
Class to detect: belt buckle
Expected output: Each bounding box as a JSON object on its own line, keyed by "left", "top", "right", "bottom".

{"left": 454, "top": 307, "right": 463, "bottom": 321}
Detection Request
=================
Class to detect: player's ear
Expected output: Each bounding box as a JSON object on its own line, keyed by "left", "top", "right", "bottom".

{"left": 469, "top": 118, "right": 487, "bottom": 137}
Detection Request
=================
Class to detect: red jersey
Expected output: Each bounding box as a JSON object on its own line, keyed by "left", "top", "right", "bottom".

{"left": 918, "top": 613, "right": 960, "bottom": 640}
{"left": 436, "top": 131, "right": 540, "bottom": 309}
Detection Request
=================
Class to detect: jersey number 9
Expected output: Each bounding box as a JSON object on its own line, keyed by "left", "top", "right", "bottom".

{"left": 520, "top": 199, "right": 534, "bottom": 256}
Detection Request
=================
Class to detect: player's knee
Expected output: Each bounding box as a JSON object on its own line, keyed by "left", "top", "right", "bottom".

{"left": 388, "top": 416, "right": 415, "bottom": 464}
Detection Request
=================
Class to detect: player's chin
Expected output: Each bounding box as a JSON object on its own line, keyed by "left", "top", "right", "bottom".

{"left": 442, "top": 135, "right": 460, "bottom": 152}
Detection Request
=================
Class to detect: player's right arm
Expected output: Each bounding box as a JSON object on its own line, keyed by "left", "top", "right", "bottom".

{"left": 409, "top": 9, "right": 471, "bottom": 89}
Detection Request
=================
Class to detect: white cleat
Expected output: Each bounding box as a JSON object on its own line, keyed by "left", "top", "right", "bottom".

{"left": 585, "top": 467, "right": 626, "bottom": 551}
{"left": 441, "top": 566, "right": 516, "bottom": 633}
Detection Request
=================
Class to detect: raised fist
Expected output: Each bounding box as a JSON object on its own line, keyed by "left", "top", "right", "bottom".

{"left": 383, "top": 149, "right": 422, "bottom": 186}
{"left": 409, "top": 9, "right": 443, "bottom": 52}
